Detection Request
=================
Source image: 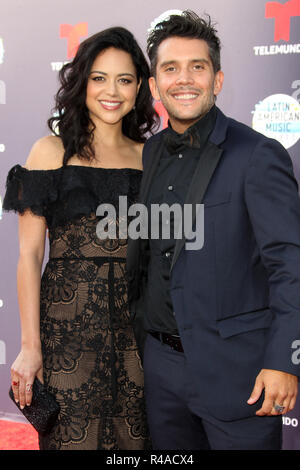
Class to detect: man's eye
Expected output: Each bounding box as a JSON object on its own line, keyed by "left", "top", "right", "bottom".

{"left": 194, "top": 64, "right": 204, "bottom": 70}
{"left": 165, "top": 67, "right": 175, "bottom": 72}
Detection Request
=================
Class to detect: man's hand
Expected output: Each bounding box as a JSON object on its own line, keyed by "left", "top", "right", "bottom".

{"left": 247, "top": 369, "right": 298, "bottom": 416}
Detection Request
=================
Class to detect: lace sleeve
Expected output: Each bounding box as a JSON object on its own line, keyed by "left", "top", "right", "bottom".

{"left": 3, "top": 164, "right": 58, "bottom": 217}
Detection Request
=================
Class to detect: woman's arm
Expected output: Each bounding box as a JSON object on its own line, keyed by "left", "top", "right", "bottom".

{"left": 11, "top": 210, "right": 47, "bottom": 409}
{"left": 10, "top": 135, "right": 64, "bottom": 408}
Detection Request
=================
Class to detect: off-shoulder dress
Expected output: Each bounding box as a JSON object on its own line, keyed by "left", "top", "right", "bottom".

{"left": 3, "top": 164, "right": 149, "bottom": 450}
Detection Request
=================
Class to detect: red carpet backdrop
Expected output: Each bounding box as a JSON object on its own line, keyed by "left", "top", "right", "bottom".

{"left": 0, "top": 0, "right": 299, "bottom": 450}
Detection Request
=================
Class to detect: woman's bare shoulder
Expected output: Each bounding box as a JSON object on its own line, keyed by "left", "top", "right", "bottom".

{"left": 134, "top": 142, "right": 144, "bottom": 169}
{"left": 124, "top": 139, "right": 144, "bottom": 169}
{"left": 24, "top": 135, "right": 64, "bottom": 170}
{"left": 136, "top": 142, "right": 144, "bottom": 155}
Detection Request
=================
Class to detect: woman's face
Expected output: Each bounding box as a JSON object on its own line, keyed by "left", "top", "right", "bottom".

{"left": 86, "top": 47, "right": 141, "bottom": 126}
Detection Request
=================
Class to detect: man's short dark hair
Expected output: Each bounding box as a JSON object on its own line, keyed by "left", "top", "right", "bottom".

{"left": 147, "top": 10, "right": 221, "bottom": 76}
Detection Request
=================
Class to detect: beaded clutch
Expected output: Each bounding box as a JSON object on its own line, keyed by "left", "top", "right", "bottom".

{"left": 9, "top": 378, "right": 60, "bottom": 435}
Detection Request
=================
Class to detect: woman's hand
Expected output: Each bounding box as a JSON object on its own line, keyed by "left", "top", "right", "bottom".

{"left": 11, "top": 348, "right": 43, "bottom": 408}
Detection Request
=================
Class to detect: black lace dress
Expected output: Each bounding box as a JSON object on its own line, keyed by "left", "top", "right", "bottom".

{"left": 3, "top": 164, "right": 150, "bottom": 450}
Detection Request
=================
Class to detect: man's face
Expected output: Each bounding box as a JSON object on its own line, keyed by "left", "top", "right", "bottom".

{"left": 149, "top": 37, "right": 224, "bottom": 133}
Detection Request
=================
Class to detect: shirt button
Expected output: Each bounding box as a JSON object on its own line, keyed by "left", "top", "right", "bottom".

{"left": 178, "top": 154, "right": 183, "bottom": 159}
{"left": 165, "top": 252, "right": 171, "bottom": 258}
{"left": 168, "top": 185, "right": 173, "bottom": 191}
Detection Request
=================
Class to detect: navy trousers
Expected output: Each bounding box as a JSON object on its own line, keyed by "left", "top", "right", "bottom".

{"left": 144, "top": 333, "right": 282, "bottom": 450}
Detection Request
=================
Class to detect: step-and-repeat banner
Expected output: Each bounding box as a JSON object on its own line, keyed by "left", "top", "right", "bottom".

{"left": 0, "top": 0, "right": 299, "bottom": 449}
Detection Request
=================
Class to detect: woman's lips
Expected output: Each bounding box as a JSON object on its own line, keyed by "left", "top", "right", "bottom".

{"left": 99, "top": 100, "right": 122, "bottom": 110}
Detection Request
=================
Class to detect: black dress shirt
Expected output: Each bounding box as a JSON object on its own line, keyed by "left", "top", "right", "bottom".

{"left": 144, "top": 105, "right": 217, "bottom": 334}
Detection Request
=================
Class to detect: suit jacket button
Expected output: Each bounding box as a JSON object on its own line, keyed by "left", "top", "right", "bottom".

{"left": 168, "top": 185, "right": 173, "bottom": 191}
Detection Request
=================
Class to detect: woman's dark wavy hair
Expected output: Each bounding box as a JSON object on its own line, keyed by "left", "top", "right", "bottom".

{"left": 48, "top": 27, "right": 158, "bottom": 165}
{"left": 147, "top": 10, "right": 221, "bottom": 76}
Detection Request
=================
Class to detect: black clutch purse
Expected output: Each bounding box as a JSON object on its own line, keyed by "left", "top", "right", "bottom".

{"left": 9, "top": 378, "right": 60, "bottom": 435}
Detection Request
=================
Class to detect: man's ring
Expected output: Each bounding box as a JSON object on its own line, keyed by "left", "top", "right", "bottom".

{"left": 12, "top": 381, "right": 19, "bottom": 387}
{"left": 26, "top": 384, "right": 33, "bottom": 392}
{"left": 273, "top": 402, "right": 285, "bottom": 413}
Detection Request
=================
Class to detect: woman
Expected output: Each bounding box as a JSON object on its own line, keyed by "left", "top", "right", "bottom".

{"left": 3, "top": 27, "right": 158, "bottom": 450}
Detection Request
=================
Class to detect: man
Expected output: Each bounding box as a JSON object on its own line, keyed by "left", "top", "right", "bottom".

{"left": 127, "top": 11, "right": 300, "bottom": 450}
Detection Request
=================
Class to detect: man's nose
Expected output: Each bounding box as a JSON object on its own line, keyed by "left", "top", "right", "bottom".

{"left": 175, "top": 68, "right": 194, "bottom": 85}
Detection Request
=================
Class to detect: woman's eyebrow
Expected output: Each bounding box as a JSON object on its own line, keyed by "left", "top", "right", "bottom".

{"left": 89, "top": 70, "right": 136, "bottom": 78}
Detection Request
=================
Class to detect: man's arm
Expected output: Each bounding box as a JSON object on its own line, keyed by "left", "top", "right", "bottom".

{"left": 245, "top": 137, "right": 300, "bottom": 414}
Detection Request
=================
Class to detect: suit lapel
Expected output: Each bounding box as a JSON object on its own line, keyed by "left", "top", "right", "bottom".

{"left": 170, "top": 108, "right": 229, "bottom": 271}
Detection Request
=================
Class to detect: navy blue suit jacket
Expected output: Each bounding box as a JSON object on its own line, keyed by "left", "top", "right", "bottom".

{"left": 127, "top": 107, "right": 300, "bottom": 421}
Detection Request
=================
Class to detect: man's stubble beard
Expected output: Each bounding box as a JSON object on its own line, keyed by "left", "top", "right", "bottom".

{"left": 161, "top": 88, "right": 216, "bottom": 126}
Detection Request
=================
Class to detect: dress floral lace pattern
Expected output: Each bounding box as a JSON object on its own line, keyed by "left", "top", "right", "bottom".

{"left": 3, "top": 165, "right": 150, "bottom": 450}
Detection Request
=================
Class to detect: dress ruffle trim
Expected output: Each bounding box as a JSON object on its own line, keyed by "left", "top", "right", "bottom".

{"left": 3, "top": 164, "right": 142, "bottom": 228}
